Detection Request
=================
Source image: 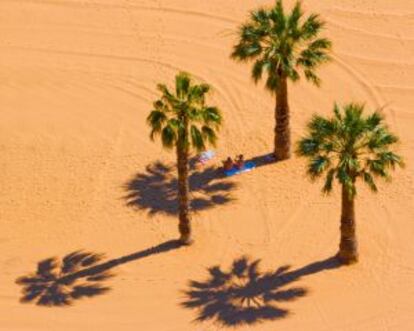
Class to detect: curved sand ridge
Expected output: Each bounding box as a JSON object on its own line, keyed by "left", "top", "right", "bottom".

{"left": 1, "top": 0, "right": 413, "bottom": 330}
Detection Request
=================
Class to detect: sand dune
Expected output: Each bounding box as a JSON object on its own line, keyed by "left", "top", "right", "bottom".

{"left": 1, "top": 0, "right": 413, "bottom": 330}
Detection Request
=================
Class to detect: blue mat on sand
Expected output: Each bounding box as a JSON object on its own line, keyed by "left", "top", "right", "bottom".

{"left": 224, "top": 161, "right": 256, "bottom": 177}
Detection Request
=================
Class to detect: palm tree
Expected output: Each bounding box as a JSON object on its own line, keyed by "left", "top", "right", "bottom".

{"left": 296, "top": 103, "right": 403, "bottom": 264}
{"left": 147, "top": 72, "right": 222, "bottom": 245}
{"left": 231, "top": 0, "right": 332, "bottom": 160}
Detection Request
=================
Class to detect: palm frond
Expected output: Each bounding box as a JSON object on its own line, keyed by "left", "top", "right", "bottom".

{"left": 308, "top": 155, "right": 331, "bottom": 180}
{"left": 377, "top": 151, "right": 404, "bottom": 169}
{"left": 308, "top": 114, "right": 336, "bottom": 137}
{"left": 201, "top": 126, "right": 218, "bottom": 146}
{"left": 161, "top": 125, "right": 177, "bottom": 150}
{"left": 367, "top": 129, "right": 399, "bottom": 150}
{"left": 323, "top": 169, "right": 336, "bottom": 194}
{"left": 147, "top": 110, "right": 167, "bottom": 140}
{"left": 365, "top": 111, "right": 382, "bottom": 130}
{"left": 252, "top": 59, "right": 265, "bottom": 83}
{"left": 270, "top": 0, "right": 286, "bottom": 35}
{"left": 311, "top": 36, "right": 332, "bottom": 48}
{"left": 190, "top": 125, "right": 205, "bottom": 152}
{"left": 189, "top": 83, "right": 210, "bottom": 103}
{"left": 304, "top": 69, "right": 321, "bottom": 86}
{"left": 202, "top": 107, "right": 222, "bottom": 126}
{"left": 297, "top": 138, "right": 320, "bottom": 156}
{"left": 297, "top": 39, "right": 331, "bottom": 70}
{"left": 361, "top": 171, "right": 378, "bottom": 192}
{"left": 148, "top": 72, "right": 222, "bottom": 153}
{"left": 251, "top": 7, "right": 269, "bottom": 25}
{"left": 175, "top": 72, "right": 191, "bottom": 99}
{"left": 157, "top": 84, "right": 174, "bottom": 102}
{"left": 300, "top": 13, "right": 324, "bottom": 40}
{"left": 288, "top": 1, "right": 303, "bottom": 30}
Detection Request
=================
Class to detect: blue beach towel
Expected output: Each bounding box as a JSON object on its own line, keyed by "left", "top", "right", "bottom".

{"left": 224, "top": 161, "right": 256, "bottom": 177}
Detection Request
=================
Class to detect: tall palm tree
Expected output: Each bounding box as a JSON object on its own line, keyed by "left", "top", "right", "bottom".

{"left": 232, "top": 0, "right": 332, "bottom": 160}
{"left": 147, "top": 72, "right": 222, "bottom": 245}
{"left": 296, "top": 103, "right": 403, "bottom": 264}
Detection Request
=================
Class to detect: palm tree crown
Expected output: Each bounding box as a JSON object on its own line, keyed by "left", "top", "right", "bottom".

{"left": 147, "top": 72, "right": 222, "bottom": 152}
{"left": 297, "top": 103, "right": 404, "bottom": 197}
{"left": 231, "top": 0, "right": 332, "bottom": 90}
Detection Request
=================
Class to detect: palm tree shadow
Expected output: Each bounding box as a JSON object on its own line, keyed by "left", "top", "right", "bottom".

{"left": 124, "top": 161, "right": 236, "bottom": 216}
{"left": 182, "top": 256, "right": 341, "bottom": 326}
{"left": 16, "top": 240, "right": 182, "bottom": 307}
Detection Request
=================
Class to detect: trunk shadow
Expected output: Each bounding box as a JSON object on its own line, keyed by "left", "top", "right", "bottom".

{"left": 16, "top": 240, "right": 182, "bottom": 307}
{"left": 124, "top": 161, "right": 236, "bottom": 216}
{"left": 248, "top": 153, "right": 279, "bottom": 168}
{"left": 181, "top": 255, "right": 341, "bottom": 326}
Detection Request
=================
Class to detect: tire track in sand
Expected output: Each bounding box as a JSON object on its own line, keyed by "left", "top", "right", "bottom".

{"left": 3, "top": 0, "right": 238, "bottom": 24}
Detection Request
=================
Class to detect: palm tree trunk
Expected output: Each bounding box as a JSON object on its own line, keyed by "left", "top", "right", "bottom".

{"left": 274, "top": 75, "right": 291, "bottom": 160}
{"left": 337, "top": 185, "right": 358, "bottom": 264}
{"left": 176, "top": 130, "right": 192, "bottom": 245}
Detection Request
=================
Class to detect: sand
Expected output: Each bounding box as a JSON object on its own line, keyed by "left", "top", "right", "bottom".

{"left": 1, "top": 0, "right": 413, "bottom": 330}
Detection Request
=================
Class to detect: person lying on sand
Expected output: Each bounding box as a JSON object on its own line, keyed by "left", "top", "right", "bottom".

{"left": 222, "top": 157, "right": 234, "bottom": 171}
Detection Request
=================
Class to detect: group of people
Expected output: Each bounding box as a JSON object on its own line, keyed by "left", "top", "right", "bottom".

{"left": 223, "top": 154, "right": 245, "bottom": 171}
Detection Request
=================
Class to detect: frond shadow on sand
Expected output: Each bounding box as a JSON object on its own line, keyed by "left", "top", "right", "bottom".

{"left": 124, "top": 161, "right": 236, "bottom": 216}
{"left": 182, "top": 255, "right": 341, "bottom": 326}
{"left": 16, "top": 240, "right": 182, "bottom": 307}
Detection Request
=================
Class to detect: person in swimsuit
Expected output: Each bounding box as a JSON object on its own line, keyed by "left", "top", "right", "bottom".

{"left": 235, "top": 154, "right": 245, "bottom": 169}
{"left": 223, "top": 157, "right": 234, "bottom": 171}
